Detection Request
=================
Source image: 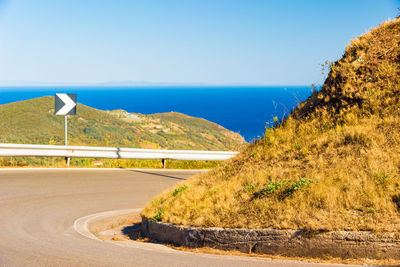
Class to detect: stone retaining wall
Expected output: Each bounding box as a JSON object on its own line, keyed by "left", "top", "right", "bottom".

{"left": 141, "top": 217, "right": 400, "bottom": 259}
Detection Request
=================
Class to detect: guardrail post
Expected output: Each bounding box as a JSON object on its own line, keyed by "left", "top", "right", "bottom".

{"left": 65, "top": 157, "right": 70, "bottom": 166}
{"left": 162, "top": 159, "right": 166, "bottom": 169}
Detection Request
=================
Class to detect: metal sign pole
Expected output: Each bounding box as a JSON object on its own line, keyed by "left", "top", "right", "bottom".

{"left": 65, "top": 115, "right": 70, "bottom": 166}
{"left": 54, "top": 93, "right": 77, "bottom": 167}
{"left": 65, "top": 115, "right": 68, "bottom": 146}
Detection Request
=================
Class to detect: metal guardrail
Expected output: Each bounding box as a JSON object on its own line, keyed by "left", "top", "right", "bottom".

{"left": 0, "top": 143, "right": 239, "bottom": 161}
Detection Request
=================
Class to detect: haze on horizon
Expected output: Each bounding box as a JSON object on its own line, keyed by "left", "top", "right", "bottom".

{"left": 0, "top": 0, "right": 398, "bottom": 86}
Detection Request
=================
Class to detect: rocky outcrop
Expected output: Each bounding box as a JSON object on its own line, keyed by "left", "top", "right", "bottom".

{"left": 141, "top": 218, "right": 400, "bottom": 259}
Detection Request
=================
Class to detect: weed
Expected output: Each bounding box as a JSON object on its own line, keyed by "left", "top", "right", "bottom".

{"left": 367, "top": 208, "right": 375, "bottom": 214}
{"left": 243, "top": 182, "right": 257, "bottom": 193}
{"left": 151, "top": 209, "right": 164, "bottom": 222}
{"left": 206, "top": 186, "right": 219, "bottom": 195}
{"left": 273, "top": 116, "right": 279, "bottom": 125}
{"left": 253, "top": 178, "right": 312, "bottom": 200}
{"left": 258, "top": 180, "right": 287, "bottom": 196}
{"left": 279, "top": 178, "right": 313, "bottom": 200}
{"left": 372, "top": 172, "right": 391, "bottom": 186}
{"left": 172, "top": 185, "right": 188, "bottom": 196}
{"left": 357, "top": 206, "right": 376, "bottom": 214}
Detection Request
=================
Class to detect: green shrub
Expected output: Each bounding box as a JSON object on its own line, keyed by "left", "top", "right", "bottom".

{"left": 151, "top": 209, "right": 164, "bottom": 222}
{"left": 279, "top": 177, "right": 313, "bottom": 200}
{"left": 172, "top": 185, "right": 188, "bottom": 196}
{"left": 373, "top": 172, "right": 391, "bottom": 186}
{"left": 259, "top": 180, "right": 287, "bottom": 195}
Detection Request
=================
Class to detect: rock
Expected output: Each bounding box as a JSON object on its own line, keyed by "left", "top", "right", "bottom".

{"left": 141, "top": 217, "right": 400, "bottom": 259}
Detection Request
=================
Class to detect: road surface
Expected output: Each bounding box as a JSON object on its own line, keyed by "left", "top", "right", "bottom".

{"left": 0, "top": 169, "right": 353, "bottom": 267}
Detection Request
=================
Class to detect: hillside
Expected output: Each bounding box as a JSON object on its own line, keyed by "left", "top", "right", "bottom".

{"left": 0, "top": 96, "right": 245, "bottom": 151}
{"left": 142, "top": 18, "right": 400, "bottom": 232}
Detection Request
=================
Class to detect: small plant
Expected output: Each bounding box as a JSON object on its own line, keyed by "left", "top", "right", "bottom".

{"left": 367, "top": 208, "right": 375, "bottom": 214}
{"left": 253, "top": 178, "right": 313, "bottom": 200}
{"left": 252, "top": 180, "right": 287, "bottom": 198}
{"left": 151, "top": 209, "right": 164, "bottom": 222}
{"left": 273, "top": 116, "right": 279, "bottom": 126}
{"left": 291, "top": 177, "right": 312, "bottom": 191}
{"left": 342, "top": 132, "right": 371, "bottom": 147}
{"left": 263, "top": 127, "right": 274, "bottom": 146}
{"left": 172, "top": 185, "right": 188, "bottom": 196}
{"left": 260, "top": 180, "right": 287, "bottom": 195}
{"left": 373, "top": 172, "right": 391, "bottom": 186}
{"left": 206, "top": 186, "right": 219, "bottom": 195}
{"left": 356, "top": 206, "right": 365, "bottom": 212}
{"left": 301, "top": 147, "right": 309, "bottom": 156}
{"left": 356, "top": 206, "right": 376, "bottom": 214}
{"left": 243, "top": 181, "right": 257, "bottom": 193}
{"left": 279, "top": 177, "right": 313, "bottom": 200}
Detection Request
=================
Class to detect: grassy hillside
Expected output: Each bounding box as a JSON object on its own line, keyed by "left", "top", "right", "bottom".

{"left": 0, "top": 96, "right": 245, "bottom": 167}
{"left": 142, "top": 18, "right": 400, "bottom": 232}
{"left": 0, "top": 96, "right": 244, "bottom": 150}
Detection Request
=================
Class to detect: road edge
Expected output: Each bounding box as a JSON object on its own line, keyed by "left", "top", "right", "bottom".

{"left": 73, "top": 208, "right": 180, "bottom": 252}
{"left": 72, "top": 209, "right": 362, "bottom": 265}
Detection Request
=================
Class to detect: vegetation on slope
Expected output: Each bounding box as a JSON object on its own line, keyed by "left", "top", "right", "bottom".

{"left": 0, "top": 96, "right": 245, "bottom": 167}
{"left": 142, "top": 18, "right": 400, "bottom": 231}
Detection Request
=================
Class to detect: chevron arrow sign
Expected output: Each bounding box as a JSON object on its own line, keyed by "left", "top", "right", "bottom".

{"left": 55, "top": 93, "right": 77, "bottom": 115}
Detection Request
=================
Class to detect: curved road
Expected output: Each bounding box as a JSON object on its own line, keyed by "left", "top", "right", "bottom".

{"left": 0, "top": 169, "right": 352, "bottom": 267}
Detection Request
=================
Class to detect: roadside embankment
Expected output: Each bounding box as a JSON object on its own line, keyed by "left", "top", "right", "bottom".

{"left": 140, "top": 218, "right": 400, "bottom": 260}
{"left": 84, "top": 209, "right": 400, "bottom": 264}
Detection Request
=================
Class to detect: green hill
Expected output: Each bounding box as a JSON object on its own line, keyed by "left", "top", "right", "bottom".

{"left": 0, "top": 96, "right": 245, "bottom": 167}
{"left": 142, "top": 17, "right": 400, "bottom": 232}
{"left": 0, "top": 96, "right": 245, "bottom": 150}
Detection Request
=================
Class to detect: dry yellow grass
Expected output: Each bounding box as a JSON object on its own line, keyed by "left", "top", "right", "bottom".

{"left": 142, "top": 17, "right": 400, "bottom": 232}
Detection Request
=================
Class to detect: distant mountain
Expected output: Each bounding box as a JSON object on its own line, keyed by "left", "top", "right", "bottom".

{"left": 0, "top": 80, "right": 90, "bottom": 86}
{"left": 0, "top": 80, "right": 207, "bottom": 87}
{"left": 95, "top": 80, "right": 206, "bottom": 86}
{"left": 0, "top": 80, "right": 269, "bottom": 87}
{"left": 0, "top": 96, "right": 245, "bottom": 151}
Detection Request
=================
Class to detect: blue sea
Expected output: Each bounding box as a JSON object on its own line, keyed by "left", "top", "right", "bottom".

{"left": 0, "top": 86, "right": 312, "bottom": 142}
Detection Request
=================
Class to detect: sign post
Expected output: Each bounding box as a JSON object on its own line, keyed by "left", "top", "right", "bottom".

{"left": 55, "top": 93, "right": 77, "bottom": 166}
{"left": 65, "top": 115, "right": 68, "bottom": 146}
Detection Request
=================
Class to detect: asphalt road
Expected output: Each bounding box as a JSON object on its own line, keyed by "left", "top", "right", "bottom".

{"left": 0, "top": 169, "right": 353, "bottom": 267}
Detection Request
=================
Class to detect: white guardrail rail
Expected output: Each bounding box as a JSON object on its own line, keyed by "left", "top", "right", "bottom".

{"left": 0, "top": 143, "right": 239, "bottom": 161}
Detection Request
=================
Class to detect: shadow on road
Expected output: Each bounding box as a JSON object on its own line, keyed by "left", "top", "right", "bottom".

{"left": 121, "top": 169, "right": 188, "bottom": 181}
{"left": 122, "top": 222, "right": 144, "bottom": 240}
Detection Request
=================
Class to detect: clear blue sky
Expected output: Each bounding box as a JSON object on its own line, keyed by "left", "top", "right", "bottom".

{"left": 0, "top": 0, "right": 398, "bottom": 86}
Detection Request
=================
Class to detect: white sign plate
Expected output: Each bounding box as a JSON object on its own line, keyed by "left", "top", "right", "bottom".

{"left": 55, "top": 93, "right": 77, "bottom": 115}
